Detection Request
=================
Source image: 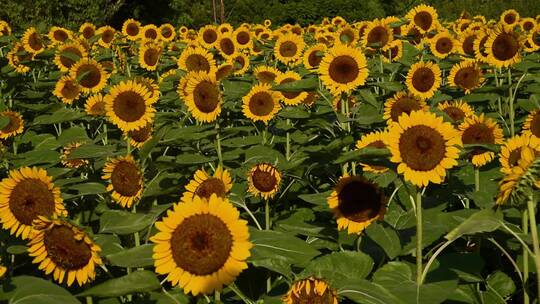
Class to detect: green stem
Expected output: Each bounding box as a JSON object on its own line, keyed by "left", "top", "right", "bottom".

{"left": 475, "top": 167, "right": 480, "bottom": 192}
{"left": 86, "top": 296, "right": 93, "bottom": 304}
{"left": 126, "top": 137, "right": 131, "bottom": 156}
{"left": 416, "top": 190, "right": 423, "bottom": 287}
{"left": 214, "top": 291, "right": 220, "bottom": 303}
{"left": 286, "top": 119, "right": 291, "bottom": 161}
{"left": 522, "top": 210, "right": 530, "bottom": 304}
{"left": 229, "top": 283, "right": 252, "bottom": 304}
{"left": 508, "top": 68, "right": 515, "bottom": 136}
{"left": 526, "top": 196, "right": 540, "bottom": 302}
{"left": 265, "top": 199, "right": 271, "bottom": 292}
{"left": 215, "top": 122, "right": 223, "bottom": 167}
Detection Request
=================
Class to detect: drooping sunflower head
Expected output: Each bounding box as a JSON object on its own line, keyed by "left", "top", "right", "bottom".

{"left": 405, "top": 61, "right": 442, "bottom": 100}
{"left": 151, "top": 194, "right": 252, "bottom": 295}
{"left": 448, "top": 60, "right": 484, "bottom": 94}
{"left": 48, "top": 26, "right": 71, "bottom": 45}
{"left": 122, "top": 19, "right": 141, "bottom": 40}
{"left": 362, "top": 19, "right": 393, "bottom": 49}
{"left": 437, "top": 100, "right": 475, "bottom": 123}
{"left": 182, "top": 166, "right": 233, "bottom": 202}
{"left": 499, "top": 134, "right": 540, "bottom": 174}
{"left": 318, "top": 44, "right": 369, "bottom": 95}
{"left": 429, "top": 31, "right": 457, "bottom": 58}
{"left": 406, "top": 4, "right": 439, "bottom": 33}
{"left": 327, "top": 175, "right": 386, "bottom": 234}
{"left": 79, "top": 22, "right": 96, "bottom": 40}
{"left": 496, "top": 146, "right": 537, "bottom": 206}
{"left": 356, "top": 130, "right": 390, "bottom": 173}
{"left": 141, "top": 24, "right": 159, "bottom": 40}
{"left": 28, "top": 217, "right": 102, "bottom": 286}
{"left": 485, "top": 25, "right": 522, "bottom": 68}
{"left": 403, "top": 23, "right": 426, "bottom": 48}
{"left": 283, "top": 277, "right": 338, "bottom": 304}
{"left": 381, "top": 39, "right": 403, "bottom": 62}
{"left": 253, "top": 65, "right": 281, "bottom": 84}
{"left": 184, "top": 71, "right": 222, "bottom": 123}
{"left": 303, "top": 43, "right": 327, "bottom": 70}
{"left": 69, "top": 59, "right": 109, "bottom": 94}
{"left": 133, "top": 76, "right": 160, "bottom": 104}
{"left": 274, "top": 33, "right": 305, "bottom": 66}
{"left": 53, "top": 76, "right": 81, "bottom": 105}
{"left": 54, "top": 42, "right": 88, "bottom": 72}
{"left": 383, "top": 91, "right": 428, "bottom": 123}
{"left": 85, "top": 93, "right": 106, "bottom": 116}
{"left": 0, "top": 111, "right": 24, "bottom": 139}
{"left": 0, "top": 167, "right": 67, "bottom": 239}
{"left": 102, "top": 155, "right": 143, "bottom": 208}
{"left": 60, "top": 142, "right": 88, "bottom": 169}
{"left": 138, "top": 41, "right": 162, "bottom": 71}
{"left": 385, "top": 110, "right": 461, "bottom": 187}
{"left": 459, "top": 114, "right": 504, "bottom": 167}
{"left": 22, "top": 27, "right": 45, "bottom": 54}
{"left": 247, "top": 163, "right": 282, "bottom": 200}
{"left": 500, "top": 9, "right": 520, "bottom": 28}
{"left": 242, "top": 83, "right": 281, "bottom": 124}
{"left": 104, "top": 80, "right": 155, "bottom": 132}
{"left": 274, "top": 71, "right": 308, "bottom": 106}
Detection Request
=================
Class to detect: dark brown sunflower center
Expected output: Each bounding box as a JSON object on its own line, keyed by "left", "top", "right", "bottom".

{"left": 220, "top": 38, "right": 235, "bottom": 56}
{"left": 443, "top": 106, "right": 465, "bottom": 121}
{"left": 308, "top": 50, "right": 323, "bottom": 68}
{"left": 523, "top": 21, "right": 534, "bottom": 31}
{"left": 478, "top": 36, "right": 489, "bottom": 56}
{"left": 161, "top": 27, "right": 173, "bottom": 38}
{"left": 102, "top": 30, "right": 115, "bottom": 43}
{"left": 290, "top": 281, "right": 336, "bottom": 304}
{"left": 257, "top": 71, "right": 277, "bottom": 83}
{"left": 492, "top": 33, "right": 519, "bottom": 61}
{"left": 216, "top": 64, "right": 233, "bottom": 81}
{"left": 234, "top": 56, "right": 246, "bottom": 71}
{"left": 128, "top": 124, "right": 152, "bottom": 143}
{"left": 113, "top": 91, "right": 146, "bottom": 122}
{"left": 399, "top": 125, "right": 446, "bottom": 171}
{"left": 77, "top": 64, "right": 102, "bottom": 89}
{"left": 462, "top": 35, "right": 476, "bottom": 56}
{"left": 249, "top": 92, "right": 274, "bottom": 116}
{"left": 508, "top": 148, "right": 522, "bottom": 167}
{"left": 462, "top": 123, "right": 495, "bottom": 144}
{"left": 236, "top": 31, "right": 251, "bottom": 45}
{"left": 195, "top": 177, "right": 227, "bottom": 199}
{"left": 203, "top": 30, "right": 217, "bottom": 44}
{"left": 504, "top": 14, "right": 517, "bottom": 25}
{"left": 328, "top": 55, "right": 359, "bottom": 84}
{"left": 60, "top": 48, "right": 83, "bottom": 68}
{"left": 367, "top": 26, "right": 389, "bottom": 47}
{"left": 368, "top": 140, "right": 386, "bottom": 149}
{"left": 82, "top": 27, "right": 95, "bottom": 39}
{"left": 53, "top": 30, "right": 69, "bottom": 42}
{"left": 251, "top": 167, "right": 278, "bottom": 192}
{"left": 28, "top": 32, "right": 43, "bottom": 51}
{"left": 408, "top": 27, "right": 423, "bottom": 45}
{"left": 281, "top": 78, "right": 301, "bottom": 99}
{"left": 411, "top": 67, "right": 435, "bottom": 93}
{"left": 44, "top": 225, "right": 92, "bottom": 270}
{"left": 454, "top": 66, "right": 481, "bottom": 90}
{"left": 337, "top": 178, "right": 382, "bottom": 222}
{"left": 279, "top": 41, "right": 298, "bottom": 58}
{"left": 530, "top": 112, "right": 540, "bottom": 137}
{"left": 126, "top": 23, "right": 139, "bottom": 36}
{"left": 414, "top": 11, "right": 433, "bottom": 31}
{"left": 61, "top": 80, "right": 80, "bottom": 100}
{"left": 143, "top": 48, "right": 160, "bottom": 66}
{"left": 170, "top": 214, "right": 232, "bottom": 275}
{"left": 111, "top": 160, "right": 141, "bottom": 197}
{"left": 9, "top": 178, "right": 55, "bottom": 225}
{"left": 193, "top": 81, "right": 220, "bottom": 113}
{"left": 435, "top": 37, "right": 453, "bottom": 54}
{"left": 1, "top": 113, "right": 22, "bottom": 133}
{"left": 145, "top": 29, "right": 158, "bottom": 40}
{"left": 390, "top": 97, "right": 422, "bottom": 121}
{"left": 90, "top": 101, "right": 106, "bottom": 115}
{"left": 185, "top": 54, "right": 210, "bottom": 72}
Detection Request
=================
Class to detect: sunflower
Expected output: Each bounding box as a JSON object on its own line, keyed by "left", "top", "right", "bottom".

{"left": 459, "top": 29, "right": 480, "bottom": 56}
{"left": 247, "top": 163, "right": 281, "bottom": 200}
{"left": 198, "top": 25, "right": 219, "bottom": 48}
{"left": 139, "top": 41, "right": 162, "bottom": 71}
{"left": 283, "top": 277, "right": 338, "bottom": 304}
{"left": 79, "top": 23, "right": 96, "bottom": 40}
{"left": 448, "top": 60, "right": 484, "bottom": 94}
{"left": 233, "top": 27, "right": 253, "bottom": 49}
{"left": 459, "top": 114, "right": 504, "bottom": 167}
{"left": 215, "top": 63, "right": 234, "bottom": 81}
{"left": 53, "top": 76, "right": 81, "bottom": 105}
{"left": 21, "top": 27, "right": 45, "bottom": 54}
{"left": 122, "top": 19, "right": 141, "bottom": 41}
{"left": 253, "top": 65, "right": 281, "bottom": 84}
{"left": 0, "top": 20, "right": 11, "bottom": 36}
{"left": 216, "top": 34, "right": 237, "bottom": 58}
{"left": 230, "top": 52, "right": 250, "bottom": 76}
{"left": 0, "top": 111, "right": 24, "bottom": 139}
{"left": 274, "top": 33, "right": 305, "bottom": 66}
{"left": 337, "top": 25, "right": 359, "bottom": 45}
{"left": 0, "top": 264, "right": 6, "bottom": 278}
{"left": 264, "top": 19, "right": 272, "bottom": 27}
{"left": 274, "top": 71, "right": 308, "bottom": 106}
{"left": 485, "top": 25, "right": 522, "bottom": 68}
{"left": 356, "top": 131, "right": 390, "bottom": 173}
{"left": 6, "top": 43, "right": 31, "bottom": 74}
{"left": 177, "top": 47, "right": 216, "bottom": 74}
{"left": 102, "top": 155, "right": 143, "bottom": 208}
{"left": 141, "top": 24, "right": 159, "bottom": 40}
{"left": 0, "top": 167, "right": 67, "bottom": 239}
{"left": 522, "top": 109, "right": 540, "bottom": 141}
{"left": 500, "top": 134, "right": 540, "bottom": 174}
{"left": 134, "top": 76, "right": 160, "bottom": 104}
{"left": 54, "top": 42, "right": 88, "bottom": 72}
{"left": 158, "top": 24, "right": 176, "bottom": 42}
{"left": 437, "top": 100, "right": 475, "bottom": 123}
{"left": 473, "top": 32, "right": 490, "bottom": 63}
{"left": 181, "top": 166, "right": 233, "bottom": 203}
{"left": 362, "top": 19, "right": 393, "bottom": 49}
{"left": 48, "top": 26, "right": 71, "bottom": 45}
{"left": 383, "top": 91, "right": 428, "bottom": 123}
{"left": 318, "top": 44, "right": 368, "bottom": 95}
{"left": 184, "top": 72, "right": 222, "bottom": 123}
{"left": 125, "top": 123, "right": 153, "bottom": 148}
{"left": 496, "top": 147, "right": 536, "bottom": 205}
{"left": 405, "top": 61, "right": 442, "bottom": 100}
{"left": 385, "top": 110, "right": 461, "bottom": 187}
{"left": 406, "top": 4, "right": 439, "bottom": 33}
{"left": 218, "top": 23, "right": 234, "bottom": 34}
{"left": 500, "top": 9, "right": 520, "bottom": 29}
{"left": 429, "top": 31, "right": 456, "bottom": 58}
{"left": 151, "top": 194, "right": 252, "bottom": 295}
{"left": 381, "top": 40, "right": 403, "bottom": 62}
{"left": 242, "top": 83, "right": 281, "bottom": 123}
{"left": 303, "top": 43, "right": 327, "bottom": 69}
{"left": 403, "top": 23, "right": 425, "bottom": 48}
{"left": 327, "top": 175, "right": 386, "bottom": 234}
{"left": 105, "top": 80, "right": 155, "bottom": 132}
{"left": 97, "top": 26, "right": 116, "bottom": 48}
{"left": 520, "top": 18, "right": 537, "bottom": 32}
{"left": 69, "top": 59, "right": 109, "bottom": 94}
{"left": 85, "top": 94, "right": 106, "bottom": 116}
{"left": 27, "top": 217, "right": 102, "bottom": 286}
{"left": 60, "top": 142, "right": 88, "bottom": 169}
{"left": 178, "top": 26, "right": 189, "bottom": 38}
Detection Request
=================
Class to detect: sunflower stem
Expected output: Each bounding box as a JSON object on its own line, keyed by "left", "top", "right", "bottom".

{"left": 526, "top": 195, "right": 540, "bottom": 302}
{"left": 214, "top": 291, "right": 220, "bottom": 302}
{"left": 215, "top": 122, "right": 223, "bottom": 167}
{"left": 229, "top": 282, "right": 253, "bottom": 304}
{"left": 474, "top": 167, "right": 480, "bottom": 192}
{"left": 286, "top": 118, "right": 291, "bottom": 161}
{"left": 265, "top": 199, "right": 271, "bottom": 293}
{"left": 85, "top": 296, "right": 93, "bottom": 304}
{"left": 102, "top": 123, "right": 108, "bottom": 146}
{"left": 126, "top": 137, "right": 131, "bottom": 156}
{"left": 508, "top": 68, "right": 515, "bottom": 136}
{"left": 415, "top": 189, "right": 423, "bottom": 287}
{"left": 523, "top": 209, "right": 530, "bottom": 304}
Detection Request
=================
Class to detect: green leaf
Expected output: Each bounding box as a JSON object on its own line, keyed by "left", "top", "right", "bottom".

{"left": 69, "top": 182, "right": 107, "bottom": 196}
{"left": 77, "top": 270, "right": 160, "bottom": 297}
{"left": 59, "top": 51, "right": 81, "bottom": 63}
{"left": 365, "top": 223, "right": 402, "bottom": 259}
{"left": 334, "top": 147, "right": 391, "bottom": 164}
{"left": 7, "top": 245, "right": 28, "bottom": 254}
{"left": 302, "top": 251, "right": 374, "bottom": 286}
{"left": 0, "top": 276, "right": 80, "bottom": 304}
{"left": 278, "top": 106, "right": 311, "bottom": 119}
{"left": 298, "top": 191, "right": 332, "bottom": 206}
{"left": 12, "top": 150, "right": 61, "bottom": 167}
{"left": 93, "top": 234, "right": 123, "bottom": 256}
{"left": 445, "top": 209, "right": 502, "bottom": 241}
{"left": 106, "top": 244, "right": 154, "bottom": 268}
{"left": 0, "top": 116, "right": 9, "bottom": 129}
{"left": 57, "top": 126, "right": 89, "bottom": 146}
{"left": 272, "top": 78, "right": 318, "bottom": 92}
{"left": 338, "top": 279, "right": 403, "bottom": 304}
{"left": 33, "top": 108, "right": 86, "bottom": 124}
{"left": 99, "top": 210, "right": 156, "bottom": 235}
{"left": 67, "top": 143, "right": 116, "bottom": 159}
{"left": 486, "top": 271, "right": 516, "bottom": 300}
{"left": 176, "top": 153, "right": 217, "bottom": 164}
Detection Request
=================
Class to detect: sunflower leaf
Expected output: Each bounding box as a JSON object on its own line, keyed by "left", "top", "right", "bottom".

{"left": 77, "top": 270, "right": 160, "bottom": 297}
{"left": 272, "top": 77, "right": 318, "bottom": 92}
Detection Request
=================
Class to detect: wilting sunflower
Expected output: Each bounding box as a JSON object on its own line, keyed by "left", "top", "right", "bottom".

{"left": 303, "top": 43, "right": 327, "bottom": 69}
{"left": 327, "top": 175, "right": 386, "bottom": 234}
{"left": 500, "top": 9, "right": 520, "bottom": 29}
{"left": 97, "top": 26, "right": 116, "bottom": 48}
{"left": 105, "top": 80, "right": 155, "bottom": 132}
{"left": 177, "top": 47, "right": 217, "bottom": 74}
{"left": 356, "top": 131, "right": 389, "bottom": 173}
{"left": 102, "top": 155, "right": 143, "bottom": 208}
{"left": 198, "top": 25, "right": 219, "bottom": 48}
{"left": 485, "top": 25, "right": 522, "bottom": 68}
{"left": 21, "top": 27, "right": 45, "bottom": 54}
{"left": 429, "top": 31, "right": 457, "bottom": 58}
{"left": 496, "top": 146, "right": 537, "bottom": 205}
{"left": 253, "top": 65, "right": 281, "bottom": 84}
{"left": 215, "top": 63, "right": 234, "bottom": 81}
{"left": 274, "top": 33, "right": 305, "bottom": 66}
{"left": 216, "top": 33, "right": 237, "bottom": 58}
{"left": 0, "top": 111, "right": 24, "bottom": 139}
{"left": 48, "top": 26, "right": 71, "bottom": 45}
{"left": 406, "top": 4, "right": 439, "bottom": 33}
{"left": 60, "top": 142, "right": 88, "bottom": 169}
{"left": 27, "top": 217, "right": 102, "bottom": 286}
{"left": 319, "top": 44, "right": 368, "bottom": 95}
{"left": 459, "top": 114, "right": 504, "bottom": 167}
{"left": 141, "top": 24, "right": 159, "bottom": 40}
{"left": 283, "top": 277, "right": 338, "bottom": 304}
{"left": 522, "top": 109, "right": 540, "bottom": 141}
{"left": 6, "top": 42, "right": 32, "bottom": 74}
{"left": 247, "top": 163, "right": 281, "bottom": 200}
{"left": 230, "top": 52, "right": 250, "bottom": 76}
{"left": 85, "top": 94, "right": 106, "bottom": 116}
{"left": 500, "top": 134, "right": 540, "bottom": 174}
{"left": 405, "top": 61, "right": 442, "bottom": 100}
{"left": 53, "top": 76, "right": 81, "bottom": 105}
{"left": 274, "top": 71, "right": 308, "bottom": 105}
{"left": 69, "top": 59, "right": 109, "bottom": 94}
{"left": 459, "top": 29, "right": 480, "bottom": 56}
{"left": 125, "top": 123, "right": 153, "bottom": 148}
{"left": 448, "top": 60, "right": 484, "bottom": 94}
{"left": 181, "top": 166, "right": 233, "bottom": 202}
{"left": 122, "top": 19, "right": 141, "bottom": 41}
{"left": 79, "top": 22, "right": 96, "bottom": 40}
{"left": 0, "top": 167, "right": 67, "bottom": 239}
{"left": 381, "top": 40, "right": 403, "bottom": 62}
{"left": 184, "top": 72, "right": 222, "bottom": 123}
{"left": 383, "top": 91, "right": 428, "bottom": 123}
{"left": 242, "top": 83, "right": 281, "bottom": 123}
{"left": 54, "top": 42, "right": 88, "bottom": 72}
{"left": 158, "top": 23, "right": 176, "bottom": 42}
{"left": 151, "top": 194, "right": 252, "bottom": 295}
{"left": 139, "top": 41, "right": 162, "bottom": 71}
{"left": 362, "top": 19, "right": 393, "bottom": 49}
{"left": 437, "top": 100, "right": 475, "bottom": 123}
{"left": 385, "top": 110, "right": 461, "bottom": 187}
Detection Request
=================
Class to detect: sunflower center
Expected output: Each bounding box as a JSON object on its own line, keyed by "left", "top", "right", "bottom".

{"left": 257, "top": 71, "right": 277, "bottom": 83}
{"left": 9, "top": 179, "right": 55, "bottom": 225}
{"left": 530, "top": 112, "right": 540, "bottom": 137}
{"left": 337, "top": 178, "right": 382, "bottom": 222}
{"left": 251, "top": 167, "right": 278, "bottom": 192}
{"left": 279, "top": 41, "right": 298, "bottom": 58}
{"left": 126, "top": 23, "right": 139, "bottom": 36}
{"left": 411, "top": 67, "right": 435, "bottom": 93}
{"left": 28, "top": 32, "right": 43, "bottom": 51}
{"left": 308, "top": 50, "right": 323, "bottom": 68}
{"left": 249, "top": 92, "right": 274, "bottom": 116}
{"left": 145, "top": 29, "right": 158, "bottom": 40}
{"left": 523, "top": 21, "right": 534, "bottom": 31}
{"left": 216, "top": 64, "right": 233, "bottom": 81}
{"left": 478, "top": 36, "right": 489, "bottom": 56}
{"left": 390, "top": 97, "right": 422, "bottom": 121}
{"left": 443, "top": 106, "right": 465, "bottom": 121}
{"left": 90, "top": 100, "right": 106, "bottom": 115}
{"left": 462, "top": 35, "right": 476, "bottom": 56}
{"left": 504, "top": 14, "right": 516, "bottom": 25}
{"left": 61, "top": 80, "right": 80, "bottom": 100}
{"left": 195, "top": 177, "right": 227, "bottom": 199}
{"left": 60, "top": 47, "right": 83, "bottom": 68}
{"left": 170, "top": 214, "right": 232, "bottom": 275}
{"left": 185, "top": 54, "right": 210, "bottom": 72}
{"left": 161, "top": 27, "right": 173, "bottom": 39}
{"left": 128, "top": 124, "right": 152, "bottom": 144}
{"left": 399, "top": 125, "right": 446, "bottom": 171}
{"left": 44, "top": 225, "right": 92, "bottom": 270}
{"left": 102, "top": 30, "right": 115, "bottom": 43}
{"left": 236, "top": 31, "right": 250, "bottom": 45}
{"left": 281, "top": 78, "right": 301, "bottom": 99}
{"left": 82, "top": 27, "right": 95, "bottom": 39}
{"left": 454, "top": 66, "right": 481, "bottom": 89}
{"left": 367, "top": 26, "right": 389, "bottom": 47}
{"left": 53, "top": 30, "right": 68, "bottom": 42}
{"left": 1, "top": 113, "right": 21, "bottom": 134}
{"left": 414, "top": 11, "right": 433, "bottom": 31}
{"left": 408, "top": 27, "right": 423, "bottom": 45}
{"left": 203, "top": 29, "right": 218, "bottom": 44}
{"left": 113, "top": 91, "right": 146, "bottom": 122}
{"left": 435, "top": 37, "right": 453, "bottom": 54}
{"left": 143, "top": 48, "right": 160, "bottom": 66}
{"left": 492, "top": 33, "right": 519, "bottom": 61}
{"left": 328, "top": 55, "right": 359, "bottom": 84}
{"left": 462, "top": 123, "right": 495, "bottom": 144}
{"left": 193, "top": 81, "right": 220, "bottom": 113}
{"left": 77, "top": 64, "right": 102, "bottom": 89}
{"left": 111, "top": 160, "right": 141, "bottom": 197}
{"left": 220, "top": 38, "right": 235, "bottom": 56}
{"left": 508, "top": 148, "right": 522, "bottom": 167}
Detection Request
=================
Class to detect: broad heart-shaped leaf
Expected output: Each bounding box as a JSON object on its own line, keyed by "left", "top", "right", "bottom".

{"left": 485, "top": 271, "right": 516, "bottom": 301}
{"left": 67, "top": 182, "right": 107, "bottom": 197}
{"left": 176, "top": 153, "right": 217, "bottom": 164}
{"left": 445, "top": 209, "right": 502, "bottom": 241}
{"left": 365, "top": 223, "right": 402, "bottom": 259}
{"left": 338, "top": 279, "right": 403, "bottom": 304}
{"left": 0, "top": 275, "right": 80, "bottom": 304}
{"left": 77, "top": 270, "right": 160, "bottom": 297}
{"left": 11, "top": 149, "right": 61, "bottom": 167}
{"left": 67, "top": 143, "right": 117, "bottom": 159}
{"left": 298, "top": 190, "right": 332, "bottom": 207}
{"left": 272, "top": 77, "right": 318, "bottom": 92}
{"left": 301, "top": 251, "right": 374, "bottom": 287}
{"left": 57, "top": 126, "right": 89, "bottom": 146}
{"left": 106, "top": 244, "right": 154, "bottom": 268}
{"left": 33, "top": 108, "right": 86, "bottom": 124}
{"left": 99, "top": 204, "right": 171, "bottom": 235}
{"left": 333, "top": 147, "right": 391, "bottom": 164}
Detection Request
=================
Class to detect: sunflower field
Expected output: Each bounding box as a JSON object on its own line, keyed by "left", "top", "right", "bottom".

{"left": 1, "top": 4, "right": 540, "bottom": 304}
